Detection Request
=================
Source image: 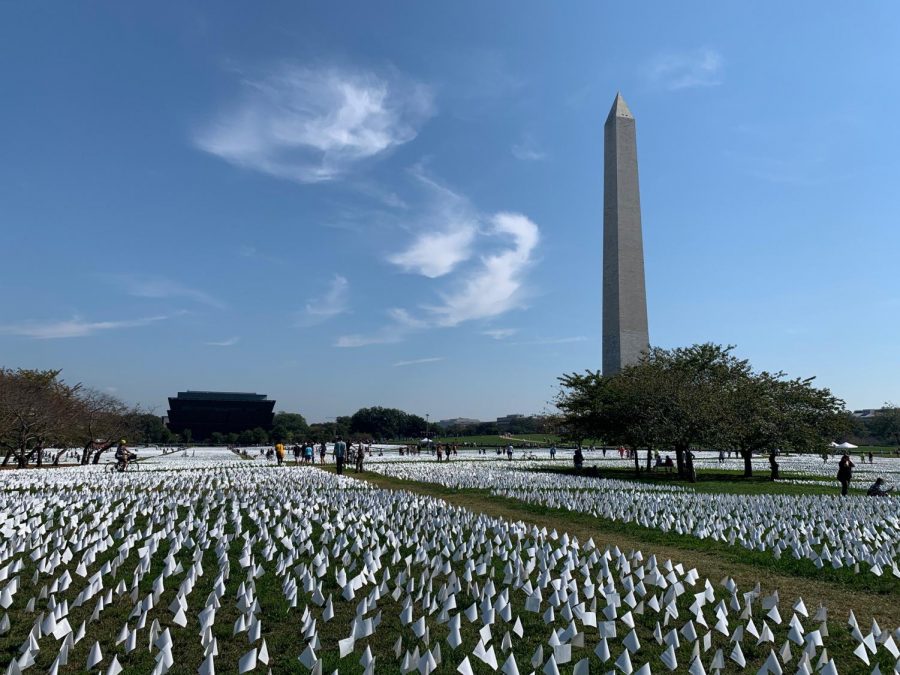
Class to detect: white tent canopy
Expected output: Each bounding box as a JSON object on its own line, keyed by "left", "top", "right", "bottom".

{"left": 835, "top": 441, "right": 858, "bottom": 449}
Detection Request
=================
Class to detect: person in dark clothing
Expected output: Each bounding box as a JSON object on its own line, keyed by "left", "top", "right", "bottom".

{"left": 354, "top": 443, "right": 364, "bottom": 473}
{"left": 334, "top": 438, "right": 346, "bottom": 475}
{"left": 837, "top": 454, "right": 855, "bottom": 496}
{"left": 573, "top": 447, "right": 584, "bottom": 470}
{"left": 867, "top": 478, "right": 893, "bottom": 497}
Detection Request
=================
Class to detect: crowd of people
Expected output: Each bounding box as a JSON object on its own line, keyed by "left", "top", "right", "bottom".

{"left": 228, "top": 441, "right": 896, "bottom": 498}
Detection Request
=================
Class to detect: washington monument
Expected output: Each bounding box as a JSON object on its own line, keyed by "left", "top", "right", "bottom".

{"left": 602, "top": 93, "right": 649, "bottom": 376}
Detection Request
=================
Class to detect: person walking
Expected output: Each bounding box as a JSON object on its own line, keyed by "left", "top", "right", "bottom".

{"left": 355, "top": 442, "right": 364, "bottom": 473}
{"left": 319, "top": 441, "right": 327, "bottom": 464}
{"left": 334, "top": 438, "right": 346, "bottom": 475}
{"left": 275, "top": 442, "right": 285, "bottom": 466}
{"left": 292, "top": 444, "right": 301, "bottom": 465}
{"left": 837, "top": 454, "right": 855, "bottom": 496}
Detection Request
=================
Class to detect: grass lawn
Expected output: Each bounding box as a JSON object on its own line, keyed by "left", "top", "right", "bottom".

{"left": 531, "top": 465, "right": 865, "bottom": 496}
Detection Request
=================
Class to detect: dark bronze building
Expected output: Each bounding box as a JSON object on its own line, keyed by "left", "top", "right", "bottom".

{"left": 166, "top": 391, "right": 275, "bottom": 440}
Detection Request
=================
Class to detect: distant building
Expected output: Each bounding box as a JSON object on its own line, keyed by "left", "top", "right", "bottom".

{"left": 437, "top": 418, "right": 482, "bottom": 429}
{"left": 852, "top": 409, "right": 885, "bottom": 419}
{"left": 166, "top": 391, "right": 275, "bottom": 440}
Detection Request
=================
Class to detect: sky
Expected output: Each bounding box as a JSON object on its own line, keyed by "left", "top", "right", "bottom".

{"left": 2, "top": 2, "right": 899, "bottom": 422}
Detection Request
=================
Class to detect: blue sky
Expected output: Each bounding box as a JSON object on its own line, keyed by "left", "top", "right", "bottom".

{"left": 2, "top": 2, "right": 899, "bottom": 421}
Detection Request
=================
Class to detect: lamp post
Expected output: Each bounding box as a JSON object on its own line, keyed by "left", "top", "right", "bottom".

{"left": 425, "top": 413, "right": 430, "bottom": 440}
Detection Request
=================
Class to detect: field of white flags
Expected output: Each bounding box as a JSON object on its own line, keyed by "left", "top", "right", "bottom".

{"left": 364, "top": 458, "right": 900, "bottom": 580}
{"left": 1, "top": 454, "right": 899, "bottom": 674}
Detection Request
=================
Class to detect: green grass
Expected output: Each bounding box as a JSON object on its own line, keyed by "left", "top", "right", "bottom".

{"left": 532, "top": 465, "right": 867, "bottom": 496}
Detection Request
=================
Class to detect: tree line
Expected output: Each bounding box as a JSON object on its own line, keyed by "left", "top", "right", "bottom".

{"left": 556, "top": 343, "right": 852, "bottom": 482}
{"left": 0, "top": 368, "right": 153, "bottom": 468}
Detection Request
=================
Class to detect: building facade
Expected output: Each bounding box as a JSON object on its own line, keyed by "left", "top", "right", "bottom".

{"left": 166, "top": 391, "right": 276, "bottom": 440}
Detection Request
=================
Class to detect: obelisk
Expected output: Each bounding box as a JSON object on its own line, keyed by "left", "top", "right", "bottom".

{"left": 602, "top": 93, "right": 649, "bottom": 375}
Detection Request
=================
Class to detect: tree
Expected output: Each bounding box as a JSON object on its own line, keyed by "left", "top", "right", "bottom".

{"left": 126, "top": 413, "right": 175, "bottom": 445}
{"left": 723, "top": 372, "right": 846, "bottom": 478}
{"left": 871, "top": 404, "right": 900, "bottom": 447}
{"left": 0, "top": 368, "right": 79, "bottom": 468}
{"left": 71, "top": 388, "right": 139, "bottom": 465}
{"left": 557, "top": 368, "right": 663, "bottom": 475}
{"left": 349, "top": 407, "right": 423, "bottom": 440}
{"left": 557, "top": 343, "right": 848, "bottom": 483}
{"left": 210, "top": 432, "right": 225, "bottom": 446}
{"left": 271, "top": 412, "right": 309, "bottom": 443}
{"left": 251, "top": 427, "right": 268, "bottom": 444}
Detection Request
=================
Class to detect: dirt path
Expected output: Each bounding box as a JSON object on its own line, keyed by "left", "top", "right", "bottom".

{"left": 338, "top": 467, "right": 900, "bottom": 627}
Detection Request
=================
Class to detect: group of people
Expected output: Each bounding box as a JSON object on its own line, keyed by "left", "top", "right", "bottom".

{"left": 836, "top": 453, "right": 894, "bottom": 496}
{"left": 332, "top": 438, "right": 367, "bottom": 474}
{"left": 263, "top": 441, "right": 374, "bottom": 472}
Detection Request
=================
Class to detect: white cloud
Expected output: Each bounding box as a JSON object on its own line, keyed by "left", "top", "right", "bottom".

{"left": 483, "top": 328, "right": 517, "bottom": 340}
{"left": 116, "top": 276, "right": 225, "bottom": 309}
{"left": 647, "top": 49, "right": 723, "bottom": 91}
{"left": 302, "top": 275, "right": 349, "bottom": 325}
{"left": 335, "top": 329, "right": 404, "bottom": 348}
{"left": 392, "top": 356, "right": 445, "bottom": 367}
{"left": 334, "top": 308, "right": 424, "bottom": 347}
{"left": 337, "top": 168, "right": 541, "bottom": 348}
{"left": 388, "top": 226, "right": 476, "bottom": 278}
{"left": 206, "top": 336, "right": 240, "bottom": 347}
{"left": 0, "top": 315, "right": 169, "bottom": 339}
{"left": 511, "top": 134, "right": 546, "bottom": 161}
{"left": 426, "top": 212, "right": 539, "bottom": 326}
{"left": 194, "top": 63, "right": 434, "bottom": 183}
{"left": 387, "top": 166, "right": 479, "bottom": 278}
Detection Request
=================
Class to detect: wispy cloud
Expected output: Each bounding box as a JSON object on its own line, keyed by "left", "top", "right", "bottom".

{"left": 389, "top": 227, "right": 476, "bottom": 279}
{"left": 387, "top": 166, "right": 478, "bottom": 278}
{"left": 483, "top": 328, "right": 517, "bottom": 340}
{"left": 337, "top": 167, "right": 541, "bottom": 349}
{"left": 646, "top": 48, "right": 723, "bottom": 91}
{"left": 392, "top": 356, "right": 445, "bottom": 367}
{"left": 194, "top": 63, "right": 434, "bottom": 183}
{"left": 301, "top": 275, "right": 349, "bottom": 325}
{"left": 239, "top": 245, "right": 283, "bottom": 264}
{"left": 511, "top": 134, "right": 546, "bottom": 161}
{"left": 0, "top": 315, "right": 169, "bottom": 339}
{"left": 338, "top": 203, "right": 540, "bottom": 348}
{"left": 513, "top": 336, "right": 588, "bottom": 346}
{"left": 335, "top": 328, "right": 404, "bottom": 348}
{"left": 115, "top": 276, "right": 225, "bottom": 309}
{"left": 206, "top": 336, "right": 240, "bottom": 347}
{"left": 427, "top": 212, "right": 539, "bottom": 327}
